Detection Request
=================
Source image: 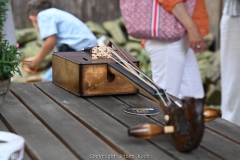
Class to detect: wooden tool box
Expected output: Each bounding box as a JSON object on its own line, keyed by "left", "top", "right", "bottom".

{"left": 52, "top": 50, "right": 139, "bottom": 96}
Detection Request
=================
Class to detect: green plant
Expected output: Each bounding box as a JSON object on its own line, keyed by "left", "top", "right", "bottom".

{"left": 0, "top": 0, "right": 23, "bottom": 81}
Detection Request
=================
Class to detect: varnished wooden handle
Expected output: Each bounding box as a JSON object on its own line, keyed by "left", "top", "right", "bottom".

{"left": 128, "top": 123, "right": 174, "bottom": 139}
{"left": 204, "top": 107, "right": 222, "bottom": 122}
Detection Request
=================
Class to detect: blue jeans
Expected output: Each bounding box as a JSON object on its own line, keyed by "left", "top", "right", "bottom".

{"left": 43, "top": 44, "right": 76, "bottom": 81}
{"left": 43, "top": 67, "right": 52, "bottom": 81}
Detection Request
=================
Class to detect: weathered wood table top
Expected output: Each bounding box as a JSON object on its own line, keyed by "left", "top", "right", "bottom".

{"left": 1, "top": 82, "right": 240, "bottom": 160}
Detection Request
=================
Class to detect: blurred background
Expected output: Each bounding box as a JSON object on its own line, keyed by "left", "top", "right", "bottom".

{"left": 11, "top": 0, "right": 225, "bottom": 107}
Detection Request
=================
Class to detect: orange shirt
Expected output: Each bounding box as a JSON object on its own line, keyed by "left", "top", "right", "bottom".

{"left": 158, "top": 0, "right": 209, "bottom": 36}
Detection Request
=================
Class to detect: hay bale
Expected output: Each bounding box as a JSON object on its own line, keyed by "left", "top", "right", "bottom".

{"left": 103, "top": 20, "right": 127, "bottom": 45}
{"left": 86, "top": 21, "right": 107, "bottom": 36}
{"left": 16, "top": 28, "right": 38, "bottom": 45}
{"left": 206, "top": 84, "right": 221, "bottom": 105}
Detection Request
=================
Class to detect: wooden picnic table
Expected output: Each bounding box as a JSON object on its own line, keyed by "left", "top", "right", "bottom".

{"left": 1, "top": 82, "right": 240, "bottom": 160}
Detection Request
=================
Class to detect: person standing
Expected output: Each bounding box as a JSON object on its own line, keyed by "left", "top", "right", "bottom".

{"left": 220, "top": 0, "right": 240, "bottom": 126}
{"left": 144, "top": 0, "right": 209, "bottom": 99}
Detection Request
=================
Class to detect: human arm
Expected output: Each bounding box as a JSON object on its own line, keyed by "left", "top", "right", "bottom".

{"left": 159, "top": 0, "right": 205, "bottom": 52}
{"left": 29, "top": 15, "right": 39, "bottom": 31}
{"left": 25, "top": 35, "right": 56, "bottom": 69}
{"left": 172, "top": 2, "right": 204, "bottom": 52}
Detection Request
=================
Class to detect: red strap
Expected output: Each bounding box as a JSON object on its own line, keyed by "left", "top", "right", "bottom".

{"left": 151, "top": 0, "right": 159, "bottom": 37}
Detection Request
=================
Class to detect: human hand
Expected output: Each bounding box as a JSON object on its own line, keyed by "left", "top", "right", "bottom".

{"left": 24, "top": 56, "right": 41, "bottom": 69}
{"left": 186, "top": 25, "right": 205, "bottom": 53}
{"left": 171, "top": 2, "right": 205, "bottom": 53}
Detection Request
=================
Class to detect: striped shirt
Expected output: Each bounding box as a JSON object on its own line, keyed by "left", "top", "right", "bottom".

{"left": 223, "top": 0, "right": 240, "bottom": 16}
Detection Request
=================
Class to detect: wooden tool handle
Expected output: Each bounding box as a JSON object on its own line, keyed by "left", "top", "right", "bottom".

{"left": 204, "top": 107, "right": 222, "bottom": 122}
{"left": 128, "top": 123, "right": 174, "bottom": 139}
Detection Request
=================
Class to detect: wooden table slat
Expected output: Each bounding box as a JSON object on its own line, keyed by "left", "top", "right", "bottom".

{"left": 0, "top": 119, "right": 32, "bottom": 160}
{"left": 0, "top": 119, "right": 9, "bottom": 131}
{"left": 1, "top": 82, "right": 239, "bottom": 160}
{"left": 10, "top": 83, "right": 122, "bottom": 160}
{"left": 35, "top": 82, "right": 174, "bottom": 160}
{"left": 206, "top": 118, "right": 240, "bottom": 144}
{"left": 86, "top": 95, "right": 221, "bottom": 160}
{"left": 116, "top": 94, "right": 240, "bottom": 160}
{"left": 1, "top": 93, "right": 77, "bottom": 160}
{"left": 201, "top": 130, "right": 240, "bottom": 159}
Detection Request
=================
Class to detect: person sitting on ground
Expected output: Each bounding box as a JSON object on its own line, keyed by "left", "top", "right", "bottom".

{"left": 25, "top": 0, "right": 97, "bottom": 81}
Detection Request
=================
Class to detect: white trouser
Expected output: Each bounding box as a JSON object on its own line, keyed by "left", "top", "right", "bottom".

{"left": 220, "top": 14, "right": 240, "bottom": 126}
{"left": 145, "top": 35, "right": 204, "bottom": 99}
